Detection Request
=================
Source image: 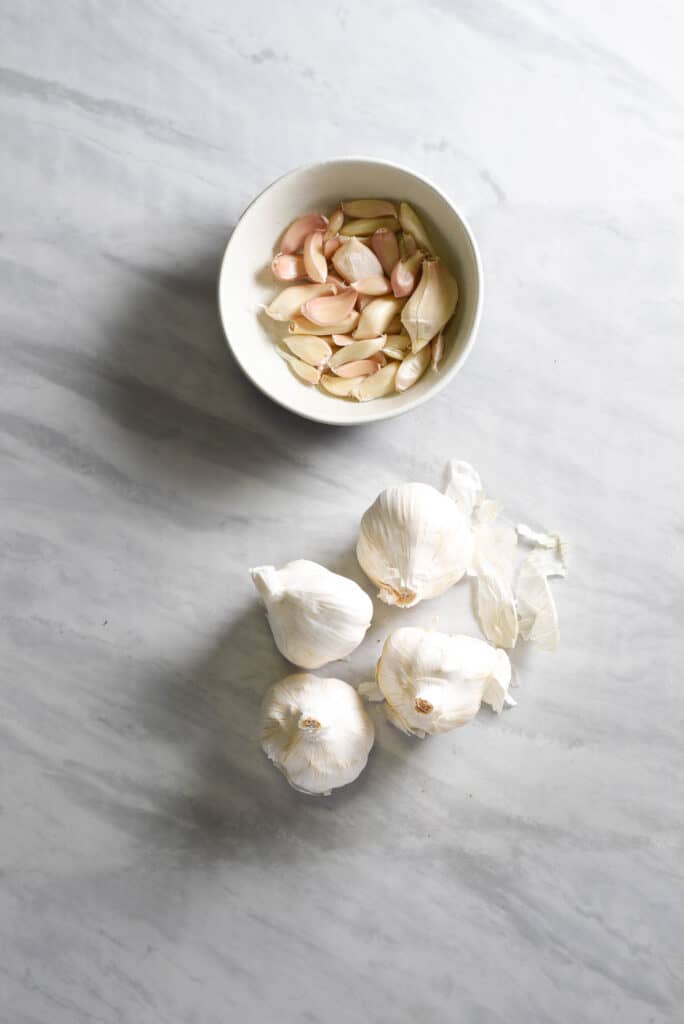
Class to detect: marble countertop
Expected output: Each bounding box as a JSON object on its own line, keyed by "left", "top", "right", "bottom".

{"left": 2, "top": 2, "right": 682, "bottom": 1021}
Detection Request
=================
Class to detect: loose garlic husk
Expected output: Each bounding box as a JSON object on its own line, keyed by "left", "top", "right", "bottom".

{"left": 261, "top": 673, "right": 374, "bottom": 795}
{"left": 250, "top": 559, "right": 373, "bottom": 669}
{"left": 401, "top": 259, "right": 459, "bottom": 353}
{"left": 371, "top": 627, "right": 512, "bottom": 737}
{"left": 357, "top": 482, "right": 473, "bottom": 607}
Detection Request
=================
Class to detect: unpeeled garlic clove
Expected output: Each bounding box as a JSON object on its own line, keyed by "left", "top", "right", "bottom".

{"left": 320, "top": 372, "right": 367, "bottom": 396}
{"left": 329, "top": 336, "right": 386, "bottom": 368}
{"left": 264, "top": 282, "right": 335, "bottom": 321}
{"left": 398, "top": 202, "right": 434, "bottom": 254}
{"left": 285, "top": 335, "right": 332, "bottom": 367}
{"left": 324, "top": 208, "right": 344, "bottom": 239}
{"left": 301, "top": 287, "right": 357, "bottom": 326}
{"left": 352, "top": 361, "right": 398, "bottom": 401}
{"left": 290, "top": 310, "right": 359, "bottom": 335}
{"left": 278, "top": 350, "right": 321, "bottom": 384}
{"left": 395, "top": 346, "right": 431, "bottom": 392}
{"left": 303, "top": 231, "right": 327, "bottom": 284}
{"left": 351, "top": 275, "right": 391, "bottom": 296}
{"left": 401, "top": 259, "right": 458, "bottom": 353}
{"left": 340, "top": 216, "right": 400, "bottom": 237}
{"left": 390, "top": 251, "right": 423, "bottom": 298}
{"left": 403, "top": 232, "right": 418, "bottom": 257}
{"left": 332, "top": 238, "right": 383, "bottom": 283}
{"left": 353, "top": 296, "right": 405, "bottom": 339}
{"left": 280, "top": 213, "right": 328, "bottom": 254}
{"left": 331, "top": 333, "right": 356, "bottom": 346}
{"left": 332, "top": 358, "right": 381, "bottom": 378}
{"left": 341, "top": 199, "right": 397, "bottom": 219}
{"left": 371, "top": 228, "right": 400, "bottom": 277}
{"left": 356, "top": 293, "right": 374, "bottom": 312}
{"left": 272, "top": 254, "right": 307, "bottom": 281}
{"left": 431, "top": 331, "right": 444, "bottom": 370}
{"left": 382, "top": 332, "right": 411, "bottom": 358}
{"left": 323, "top": 235, "right": 342, "bottom": 260}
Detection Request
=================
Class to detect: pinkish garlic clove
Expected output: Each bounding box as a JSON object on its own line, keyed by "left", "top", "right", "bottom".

{"left": 391, "top": 251, "right": 423, "bottom": 298}
{"left": 303, "top": 231, "right": 327, "bottom": 284}
{"left": 351, "top": 275, "right": 392, "bottom": 296}
{"left": 332, "top": 238, "right": 383, "bottom": 283}
{"left": 331, "top": 358, "right": 382, "bottom": 378}
{"left": 324, "top": 209, "right": 344, "bottom": 239}
{"left": 272, "top": 254, "right": 307, "bottom": 281}
{"left": 323, "top": 236, "right": 342, "bottom": 260}
{"left": 370, "top": 229, "right": 400, "bottom": 277}
{"left": 280, "top": 213, "right": 328, "bottom": 254}
{"left": 301, "top": 287, "right": 357, "bottom": 326}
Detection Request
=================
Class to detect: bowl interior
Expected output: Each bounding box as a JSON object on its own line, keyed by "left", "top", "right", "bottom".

{"left": 219, "top": 159, "right": 481, "bottom": 425}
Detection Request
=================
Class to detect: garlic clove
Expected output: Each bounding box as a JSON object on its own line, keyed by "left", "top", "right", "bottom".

{"left": 331, "top": 333, "right": 356, "bottom": 346}
{"left": 289, "top": 310, "right": 359, "bottom": 335}
{"left": 386, "top": 315, "right": 403, "bottom": 334}
{"left": 341, "top": 199, "right": 397, "bottom": 219}
{"left": 375, "top": 627, "right": 512, "bottom": 737}
{"left": 303, "top": 230, "right": 327, "bottom": 284}
{"left": 320, "top": 373, "right": 367, "bottom": 397}
{"left": 285, "top": 335, "right": 332, "bottom": 367}
{"left": 401, "top": 259, "right": 459, "bottom": 353}
{"left": 272, "top": 254, "right": 307, "bottom": 281}
{"left": 251, "top": 560, "right": 373, "bottom": 669}
{"left": 472, "top": 525, "right": 519, "bottom": 650}
{"left": 264, "top": 282, "right": 335, "bottom": 321}
{"left": 278, "top": 350, "right": 321, "bottom": 385}
{"left": 324, "top": 208, "right": 344, "bottom": 239}
{"left": 371, "top": 228, "right": 400, "bottom": 277}
{"left": 395, "top": 346, "right": 431, "bottom": 392}
{"left": 398, "top": 202, "right": 434, "bottom": 255}
{"left": 323, "top": 235, "right": 342, "bottom": 260}
{"left": 353, "top": 296, "right": 405, "bottom": 339}
{"left": 403, "top": 232, "right": 418, "bottom": 257}
{"left": 280, "top": 213, "right": 328, "bottom": 254}
{"left": 261, "top": 673, "right": 374, "bottom": 795}
{"left": 357, "top": 481, "right": 473, "bottom": 606}
{"left": 352, "top": 361, "right": 398, "bottom": 401}
{"left": 431, "top": 331, "right": 444, "bottom": 370}
{"left": 340, "top": 216, "right": 400, "bottom": 237}
{"left": 301, "top": 287, "right": 357, "bottom": 326}
{"left": 390, "top": 251, "right": 423, "bottom": 298}
{"left": 331, "top": 358, "right": 381, "bottom": 378}
{"left": 332, "top": 238, "right": 383, "bottom": 283}
{"left": 329, "top": 336, "right": 386, "bottom": 368}
{"left": 351, "top": 274, "right": 392, "bottom": 296}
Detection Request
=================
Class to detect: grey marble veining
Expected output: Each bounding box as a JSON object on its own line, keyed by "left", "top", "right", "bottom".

{"left": 1, "top": 2, "right": 683, "bottom": 1021}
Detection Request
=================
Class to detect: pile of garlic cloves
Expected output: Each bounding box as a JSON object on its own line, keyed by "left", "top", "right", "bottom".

{"left": 264, "top": 200, "right": 458, "bottom": 401}
{"left": 253, "top": 460, "right": 567, "bottom": 796}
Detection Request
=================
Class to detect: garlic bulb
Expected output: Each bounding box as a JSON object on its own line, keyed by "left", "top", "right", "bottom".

{"left": 261, "top": 673, "right": 375, "bottom": 795}
{"left": 250, "top": 559, "right": 373, "bottom": 669}
{"left": 374, "top": 627, "right": 512, "bottom": 737}
{"left": 356, "top": 482, "right": 473, "bottom": 607}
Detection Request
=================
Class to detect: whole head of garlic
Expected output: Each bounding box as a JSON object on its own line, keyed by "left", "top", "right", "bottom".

{"left": 373, "top": 626, "right": 512, "bottom": 737}
{"left": 356, "top": 482, "right": 473, "bottom": 607}
{"left": 250, "top": 559, "right": 373, "bottom": 669}
{"left": 261, "top": 673, "right": 375, "bottom": 795}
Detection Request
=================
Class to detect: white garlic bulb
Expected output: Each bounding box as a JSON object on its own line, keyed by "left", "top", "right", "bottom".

{"left": 356, "top": 482, "right": 473, "bottom": 607}
{"left": 374, "top": 627, "right": 512, "bottom": 737}
{"left": 261, "top": 673, "right": 375, "bottom": 795}
{"left": 250, "top": 559, "right": 373, "bottom": 669}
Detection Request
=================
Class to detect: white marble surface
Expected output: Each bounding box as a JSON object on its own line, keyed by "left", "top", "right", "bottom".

{"left": 1, "top": 2, "right": 683, "bottom": 1021}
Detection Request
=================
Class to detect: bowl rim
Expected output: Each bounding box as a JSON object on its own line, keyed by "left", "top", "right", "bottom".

{"left": 217, "top": 156, "right": 483, "bottom": 426}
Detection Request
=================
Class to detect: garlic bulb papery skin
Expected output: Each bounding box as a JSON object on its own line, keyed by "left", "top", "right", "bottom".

{"left": 472, "top": 524, "right": 519, "bottom": 650}
{"left": 250, "top": 559, "right": 373, "bottom": 669}
{"left": 261, "top": 674, "right": 375, "bottom": 795}
{"left": 375, "top": 627, "right": 512, "bottom": 738}
{"left": 357, "top": 482, "right": 473, "bottom": 607}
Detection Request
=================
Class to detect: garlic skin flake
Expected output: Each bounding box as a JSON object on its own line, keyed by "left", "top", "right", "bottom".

{"left": 472, "top": 525, "right": 519, "bottom": 650}
{"left": 375, "top": 627, "right": 512, "bottom": 737}
{"left": 357, "top": 482, "right": 473, "bottom": 607}
{"left": 261, "top": 674, "right": 374, "bottom": 795}
{"left": 250, "top": 560, "right": 373, "bottom": 669}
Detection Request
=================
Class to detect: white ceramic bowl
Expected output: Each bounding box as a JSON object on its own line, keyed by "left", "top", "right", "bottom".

{"left": 218, "top": 158, "right": 482, "bottom": 425}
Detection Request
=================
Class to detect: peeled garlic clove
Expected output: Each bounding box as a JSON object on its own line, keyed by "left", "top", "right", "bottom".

{"left": 320, "top": 373, "right": 367, "bottom": 397}
{"left": 272, "top": 254, "right": 307, "bottom": 281}
{"left": 324, "top": 208, "right": 344, "bottom": 239}
{"left": 395, "top": 346, "right": 431, "bottom": 392}
{"left": 303, "top": 230, "right": 327, "bottom": 284}
{"left": 352, "top": 361, "right": 398, "bottom": 401}
{"left": 353, "top": 296, "right": 405, "bottom": 339}
{"left": 329, "top": 336, "right": 386, "bottom": 368}
{"left": 264, "top": 282, "right": 335, "bottom": 321}
{"left": 332, "top": 358, "right": 381, "bottom": 378}
{"left": 261, "top": 673, "right": 375, "bottom": 795}
{"left": 398, "top": 202, "right": 434, "bottom": 255}
{"left": 431, "top": 331, "right": 444, "bottom": 370}
{"left": 280, "top": 213, "right": 328, "bottom": 254}
{"left": 340, "top": 216, "right": 400, "bottom": 237}
{"left": 251, "top": 560, "right": 373, "bottom": 669}
{"left": 371, "top": 228, "right": 400, "bottom": 277}
{"left": 357, "top": 481, "right": 473, "bottom": 606}
{"left": 333, "top": 238, "right": 383, "bottom": 283}
{"left": 285, "top": 335, "right": 332, "bottom": 367}
{"left": 375, "top": 627, "right": 512, "bottom": 737}
{"left": 472, "top": 525, "right": 519, "bottom": 650}
{"left": 401, "top": 259, "right": 459, "bottom": 353}
{"left": 301, "top": 287, "right": 357, "bottom": 325}
{"left": 391, "top": 251, "right": 423, "bottom": 298}
{"left": 289, "top": 310, "right": 359, "bottom": 335}
{"left": 351, "top": 275, "right": 391, "bottom": 296}
{"left": 278, "top": 351, "right": 321, "bottom": 385}
{"left": 323, "top": 236, "right": 342, "bottom": 260}
{"left": 341, "top": 199, "right": 397, "bottom": 219}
